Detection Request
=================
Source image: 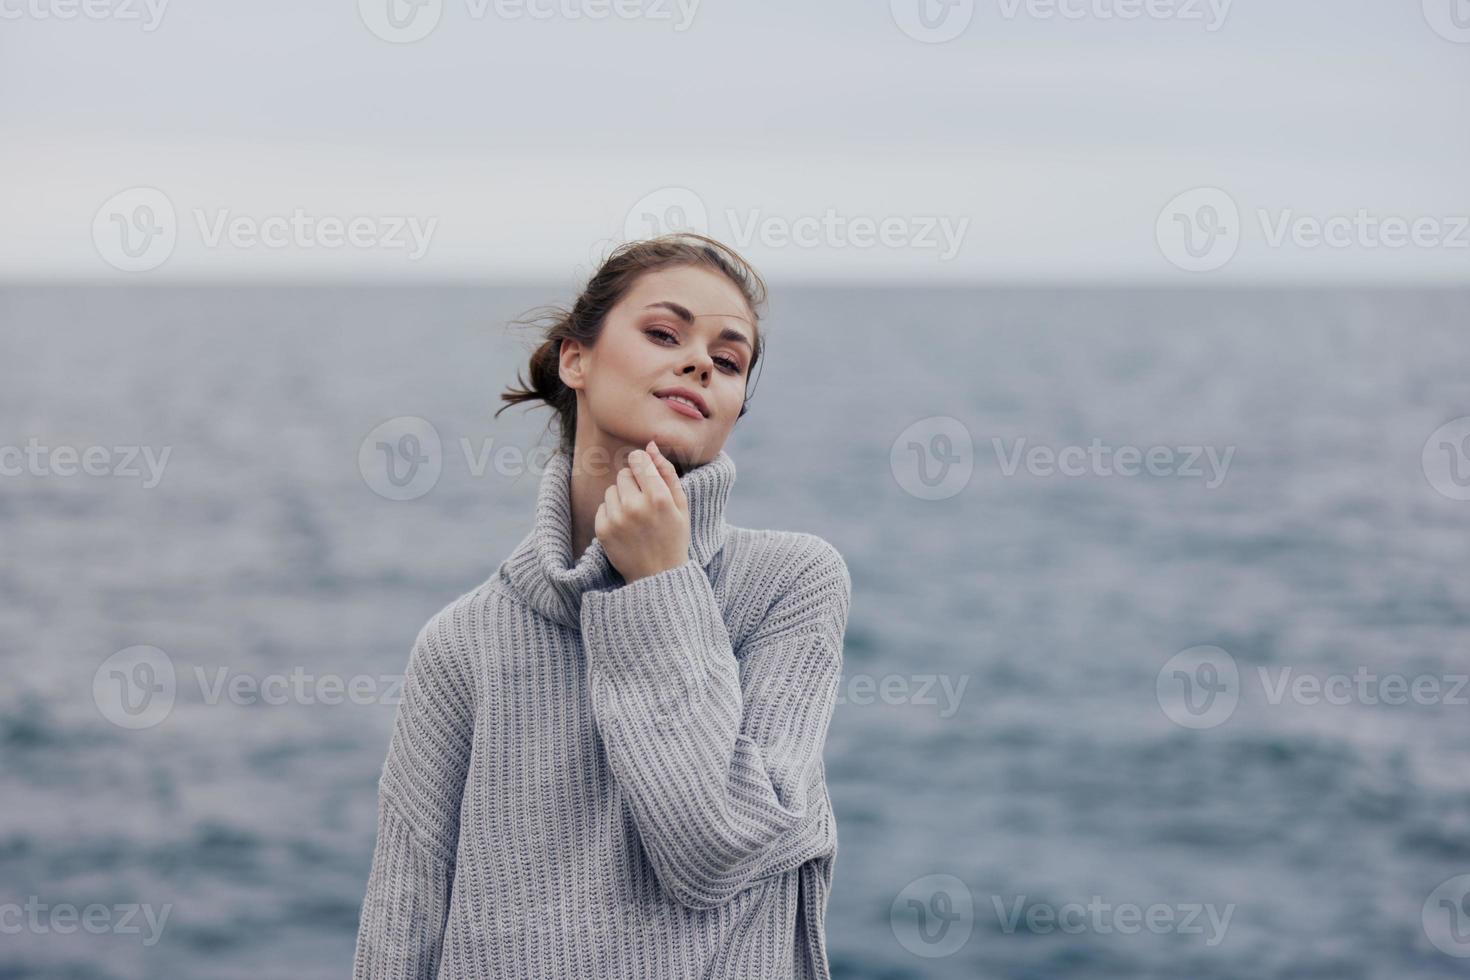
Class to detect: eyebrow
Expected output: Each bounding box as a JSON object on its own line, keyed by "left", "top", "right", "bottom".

{"left": 643, "top": 302, "right": 754, "bottom": 351}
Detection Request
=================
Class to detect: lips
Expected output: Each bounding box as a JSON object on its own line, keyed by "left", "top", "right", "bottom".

{"left": 652, "top": 387, "right": 709, "bottom": 419}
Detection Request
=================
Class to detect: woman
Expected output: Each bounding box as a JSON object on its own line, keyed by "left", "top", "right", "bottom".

{"left": 353, "top": 233, "right": 853, "bottom": 980}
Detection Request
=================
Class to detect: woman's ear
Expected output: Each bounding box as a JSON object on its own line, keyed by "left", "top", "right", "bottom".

{"left": 558, "top": 338, "right": 585, "bottom": 391}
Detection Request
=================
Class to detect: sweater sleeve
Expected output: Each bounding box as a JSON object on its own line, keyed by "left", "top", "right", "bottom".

{"left": 354, "top": 606, "right": 477, "bottom": 980}
{"left": 580, "top": 537, "right": 851, "bottom": 911}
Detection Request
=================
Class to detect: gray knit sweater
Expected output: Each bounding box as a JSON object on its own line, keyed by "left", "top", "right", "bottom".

{"left": 353, "top": 448, "right": 852, "bottom": 980}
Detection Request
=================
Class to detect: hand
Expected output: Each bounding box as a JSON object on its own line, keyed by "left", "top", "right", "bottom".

{"left": 595, "top": 440, "right": 691, "bottom": 584}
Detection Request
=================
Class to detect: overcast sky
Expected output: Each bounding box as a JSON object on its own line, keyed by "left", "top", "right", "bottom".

{"left": 2, "top": 0, "right": 1467, "bottom": 282}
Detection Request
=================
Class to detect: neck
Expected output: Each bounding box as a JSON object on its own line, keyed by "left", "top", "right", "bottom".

{"left": 495, "top": 444, "right": 736, "bottom": 631}
{"left": 567, "top": 446, "right": 617, "bottom": 565}
{"left": 565, "top": 438, "right": 700, "bottom": 564}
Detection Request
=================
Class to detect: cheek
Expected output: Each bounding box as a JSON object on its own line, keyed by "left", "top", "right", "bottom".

{"left": 718, "top": 380, "right": 747, "bottom": 417}
{"left": 590, "top": 342, "right": 648, "bottom": 398}
{"left": 612, "top": 336, "right": 662, "bottom": 384}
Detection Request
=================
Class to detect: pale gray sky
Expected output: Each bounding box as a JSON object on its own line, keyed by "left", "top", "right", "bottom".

{"left": 2, "top": 0, "right": 1467, "bottom": 281}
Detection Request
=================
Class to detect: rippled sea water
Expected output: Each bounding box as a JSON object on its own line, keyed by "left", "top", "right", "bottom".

{"left": 2, "top": 285, "right": 1468, "bottom": 979}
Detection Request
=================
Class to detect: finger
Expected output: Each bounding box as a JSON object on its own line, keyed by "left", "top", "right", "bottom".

{"left": 615, "top": 465, "right": 640, "bottom": 507}
{"left": 628, "top": 448, "right": 672, "bottom": 507}
{"left": 646, "top": 442, "right": 686, "bottom": 511}
{"left": 603, "top": 483, "right": 622, "bottom": 523}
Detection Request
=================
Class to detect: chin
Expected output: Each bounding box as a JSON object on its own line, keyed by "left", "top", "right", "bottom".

{"left": 652, "top": 440, "right": 699, "bottom": 471}
{"left": 621, "top": 408, "right": 724, "bottom": 469}
{"left": 645, "top": 431, "right": 717, "bottom": 472}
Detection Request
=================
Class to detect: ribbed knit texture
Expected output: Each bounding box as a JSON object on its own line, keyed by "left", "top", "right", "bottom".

{"left": 353, "top": 448, "right": 852, "bottom": 980}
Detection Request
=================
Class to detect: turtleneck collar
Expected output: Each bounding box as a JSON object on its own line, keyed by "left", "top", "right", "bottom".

{"left": 495, "top": 448, "right": 737, "bottom": 630}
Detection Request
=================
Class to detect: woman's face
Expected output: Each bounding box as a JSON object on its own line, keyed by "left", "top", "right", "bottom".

{"left": 560, "top": 265, "right": 757, "bottom": 470}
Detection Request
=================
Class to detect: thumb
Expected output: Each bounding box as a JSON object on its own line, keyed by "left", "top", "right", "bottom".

{"left": 646, "top": 441, "right": 687, "bottom": 511}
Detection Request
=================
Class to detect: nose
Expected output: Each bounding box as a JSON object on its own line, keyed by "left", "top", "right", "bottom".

{"left": 679, "top": 348, "right": 713, "bottom": 381}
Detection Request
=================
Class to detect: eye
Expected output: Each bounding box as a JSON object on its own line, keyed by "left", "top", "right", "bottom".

{"left": 646, "top": 325, "right": 742, "bottom": 374}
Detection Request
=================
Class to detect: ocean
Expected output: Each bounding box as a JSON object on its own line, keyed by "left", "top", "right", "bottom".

{"left": 2, "top": 284, "right": 1468, "bottom": 979}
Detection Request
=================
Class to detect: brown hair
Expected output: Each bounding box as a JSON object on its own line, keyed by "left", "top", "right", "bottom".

{"left": 496, "top": 232, "right": 767, "bottom": 454}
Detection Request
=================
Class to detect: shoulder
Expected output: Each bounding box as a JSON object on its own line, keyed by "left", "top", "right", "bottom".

{"left": 724, "top": 527, "right": 852, "bottom": 642}
{"left": 726, "top": 527, "right": 850, "bottom": 595}
{"left": 404, "top": 578, "right": 505, "bottom": 687}
{"left": 413, "top": 579, "right": 495, "bottom": 645}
